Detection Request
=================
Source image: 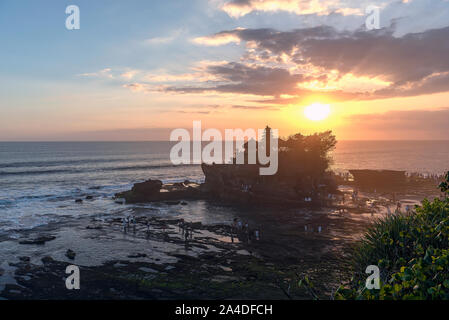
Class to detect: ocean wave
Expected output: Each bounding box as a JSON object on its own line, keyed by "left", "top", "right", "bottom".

{"left": 0, "top": 163, "right": 199, "bottom": 177}
{"left": 0, "top": 169, "right": 81, "bottom": 176}
{"left": 0, "top": 199, "right": 14, "bottom": 207}
{"left": 0, "top": 156, "right": 167, "bottom": 169}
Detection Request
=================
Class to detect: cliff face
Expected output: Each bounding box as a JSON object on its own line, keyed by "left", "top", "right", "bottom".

{"left": 201, "top": 163, "right": 337, "bottom": 206}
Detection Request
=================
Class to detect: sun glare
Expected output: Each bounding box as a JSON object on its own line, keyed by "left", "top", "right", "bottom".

{"left": 304, "top": 103, "right": 331, "bottom": 121}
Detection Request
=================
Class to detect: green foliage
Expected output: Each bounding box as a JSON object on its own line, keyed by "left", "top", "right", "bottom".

{"left": 336, "top": 174, "right": 449, "bottom": 300}
{"left": 280, "top": 130, "right": 337, "bottom": 177}
{"left": 439, "top": 171, "right": 449, "bottom": 193}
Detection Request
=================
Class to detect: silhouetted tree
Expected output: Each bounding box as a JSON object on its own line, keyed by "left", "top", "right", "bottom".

{"left": 280, "top": 130, "right": 337, "bottom": 178}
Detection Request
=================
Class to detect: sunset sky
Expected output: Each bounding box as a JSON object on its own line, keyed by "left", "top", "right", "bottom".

{"left": 1, "top": 0, "right": 449, "bottom": 141}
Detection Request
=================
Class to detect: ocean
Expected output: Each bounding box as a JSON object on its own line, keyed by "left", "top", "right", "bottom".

{"left": 0, "top": 141, "right": 448, "bottom": 237}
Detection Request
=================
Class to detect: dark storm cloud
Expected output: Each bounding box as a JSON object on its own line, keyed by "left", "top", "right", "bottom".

{"left": 298, "top": 27, "right": 449, "bottom": 85}
{"left": 217, "top": 26, "right": 449, "bottom": 85}
{"left": 165, "top": 62, "right": 308, "bottom": 96}
{"left": 184, "top": 25, "right": 449, "bottom": 101}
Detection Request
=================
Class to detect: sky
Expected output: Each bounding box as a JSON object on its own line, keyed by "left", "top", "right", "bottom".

{"left": 1, "top": 0, "right": 449, "bottom": 141}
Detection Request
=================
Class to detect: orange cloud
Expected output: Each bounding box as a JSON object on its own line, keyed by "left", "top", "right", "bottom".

{"left": 192, "top": 30, "right": 243, "bottom": 46}
{"left": 221, "top": 0, "right": 362, "bottom": 18}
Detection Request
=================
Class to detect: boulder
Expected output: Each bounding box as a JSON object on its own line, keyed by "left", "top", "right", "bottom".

{"left": 127, "top": 253, "right": 147, "bottom": 258}
{"left": 19, "top": 256, "right": 30, "bottom": 263}
{"left": 114, "top": 179, "right": 204, "bottom": 204}
{"left": 19, "top": 235, "right": 56, "bottom": 245}
{"left": 86, "top": 225, "right": 102, "bottom": 230}
{"left": 165, "top": 201, "right": 180, "bottom": 206}
{"left": 66, "top": 249, "right": 76, "bottom": 260}
{"left": 131, "top": 179, "right": 163, "bottom": 196}
{"left": 41, "top": 256, "right": 54, "bottom": 264}
{"left": 115, "top": 179, "right": 163, "bottom": 203}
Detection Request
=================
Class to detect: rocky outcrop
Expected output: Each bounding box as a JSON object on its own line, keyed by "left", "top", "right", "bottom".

{"left": 132, "top": 179, "right": 163, "bottom": 196}
{"left": 19, "top": 235, "right": 56, "bottom": 245}
{"left": 201, "top": 163, "right": 337, "bottom": 206}
{"left": 115, "top": 179, "right": 203, "bottom": 204}
{"left": 115, "top": 179, "right": 162, "bottom": 203}
{"left": 66, "top": 249, "right": 76, "bottom": 260}
{"left": 115, "top": 164, "right": 338, "bottom": 207}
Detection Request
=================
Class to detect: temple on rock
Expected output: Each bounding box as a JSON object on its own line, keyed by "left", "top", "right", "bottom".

{"left": 201, "top": 126, "right": 339, "bottom": 206}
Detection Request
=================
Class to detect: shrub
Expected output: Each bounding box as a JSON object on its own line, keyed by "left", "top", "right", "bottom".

{"left": 336, "top": 172, "right": 449, "bottom": 300}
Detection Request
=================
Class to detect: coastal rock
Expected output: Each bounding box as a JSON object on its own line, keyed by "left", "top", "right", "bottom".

{"left": 165, "top": 201, "right": 180, "bottom": 205}
{"left": 127, "top": 253, "right": 147, "bottom": 258}
{"left": 187, "top": 222, "right": 202, "bottom": 228}
{"left": 132, "top": 179, "right": 163, "bottom": 196}
{"left": 19, "top": 235, "right": 56, "bottom": 245}
{"left": 200, "top": 163, "right": 339, "bottom": 207}
{"left": 19, "top": 256, "right": 31, "bottom": 263}
{"left": 86, "top": 225, "right": 102, "bottom": 230}
{"left": 114, "top": 179, "right": 163, "bottom": 203}
{"left": 115, "top": 179, "right": 202, "bottom": 204}
{"left": 41, "top": 256, "right": 54, "bottom": 264}
{"left": 66, "top": 249, "right": 76, "bottom": 260}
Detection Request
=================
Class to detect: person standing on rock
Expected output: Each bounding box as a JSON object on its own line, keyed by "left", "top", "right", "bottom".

{"left": 254, "top": 228, "right": 260, "bottom": 241}
{"left": 126, "top": 216, "right": 130, "bottom": 230}
{"left": 243, "top": 222, "right": 249, "bottom": 242}
{"left": 122, "top": 218, "right": 127, "bottom": 233}
{"left": 131, "top": 217, "right": 136, "bottom": 233}
{"left": 232, "top": 218, "right": 238, "bottom": 234}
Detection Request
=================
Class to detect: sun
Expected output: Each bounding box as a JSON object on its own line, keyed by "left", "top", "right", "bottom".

{"left": 304, "top": 103, "right": 331, "bottom": 121}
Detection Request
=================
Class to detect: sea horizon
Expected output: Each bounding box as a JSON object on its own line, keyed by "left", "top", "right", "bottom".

{"left": 2, "top": 139, "right": 449, "bottom": 142}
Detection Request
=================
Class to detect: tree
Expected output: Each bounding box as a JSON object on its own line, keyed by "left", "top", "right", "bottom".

{"left": 280, "top": 130, "right": 337, "bottom": 178}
